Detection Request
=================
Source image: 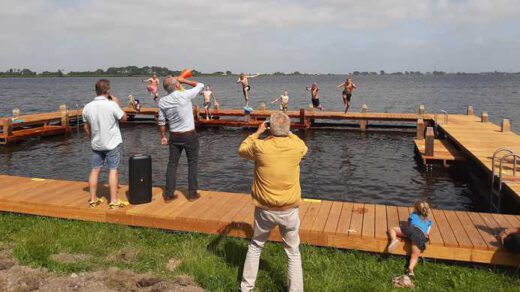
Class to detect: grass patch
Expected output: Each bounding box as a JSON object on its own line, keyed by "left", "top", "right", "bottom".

{"left": 0, "top": 212, "right": 518, "bottom": 291}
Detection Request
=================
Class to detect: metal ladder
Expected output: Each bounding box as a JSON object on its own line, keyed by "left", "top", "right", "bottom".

{"left": 490, "top": 148, "right": 517, "bottom": 212}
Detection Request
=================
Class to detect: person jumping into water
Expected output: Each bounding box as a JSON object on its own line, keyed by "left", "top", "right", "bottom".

{"left": 237, "top": 73, "right": 259, "bottom": 106}
{"left": 336, "top": 77, "right": 357, "bottom": 113}
{"left": 271, "top": 90, "right": 289, "bottom": 112}
{"left": 306, "top": 82, "right": 322, "bottom": 110}
{"left": 200, "top": 85, "right": 217, "bottom": 120}
{"left": 142, "top": 73, "right": 160, "bottom": 102}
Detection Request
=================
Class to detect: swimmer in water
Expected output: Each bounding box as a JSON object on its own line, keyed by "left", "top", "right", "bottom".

{"left": 237, "top": 73, "right": 260, "bottom": 106}
{"left": 306, "top": 82, "right": 322, "bottom": 110}
{"left": 336, "top": 77, "right": 357, "bottom": 113}
{"left": 142, "top": 73, "right": 160, "bottom": 102}
{"left": 271, "top": 90, "right": 289, "bottom": 112}
{"left": 200, "top": 85, "right": 217, "bottom": 120}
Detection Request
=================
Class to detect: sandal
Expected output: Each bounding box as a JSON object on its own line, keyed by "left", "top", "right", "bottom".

{"left": 405, "top": 268, "right": 415, "bottom": 280}
{"left": 109, "top": 199, "right": 129, "bottom": 210}
{"left": 88, "top": 197, "right": 105, "bottom": 208}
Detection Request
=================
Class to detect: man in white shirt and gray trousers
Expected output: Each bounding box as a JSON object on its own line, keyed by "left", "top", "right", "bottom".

{"left": 82, "top": 79, "right": 128, "bottom": 209}
{"left": 158, "top": 75, "right": 204, "bottom": 201}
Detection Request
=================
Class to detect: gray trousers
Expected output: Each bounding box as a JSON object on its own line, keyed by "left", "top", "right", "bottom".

{"left": 240, "top": 207, "right": 303, "bottom": 292}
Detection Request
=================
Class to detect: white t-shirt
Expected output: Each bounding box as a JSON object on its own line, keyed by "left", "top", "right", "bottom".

{"left": 158, "top": 83, "right": 204, "bottom": 132}
{"left": 82, "top": 96, "right": 125, "bottom": 151}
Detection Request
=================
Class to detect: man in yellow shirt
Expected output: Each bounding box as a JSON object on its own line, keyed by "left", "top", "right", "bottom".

{"left": 238, "top": 112, "right": 308, "bottom": 292}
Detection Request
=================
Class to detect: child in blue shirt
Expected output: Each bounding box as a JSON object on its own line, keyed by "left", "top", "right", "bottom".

{"left": 387, "top": 201, "right": 432, "bottom": 278}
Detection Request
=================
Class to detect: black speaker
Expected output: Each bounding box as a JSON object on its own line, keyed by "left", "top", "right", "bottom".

{"left": 128, "top": 154, "right": 152, "bottom": 204}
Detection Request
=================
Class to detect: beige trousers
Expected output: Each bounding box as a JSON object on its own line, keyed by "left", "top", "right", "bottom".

{"left": 240, "top": 207, "right": 303, "bottom": 292}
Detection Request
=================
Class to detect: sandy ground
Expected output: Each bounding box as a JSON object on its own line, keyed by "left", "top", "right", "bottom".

{"left": 0, "top": 243, "right": 204, "bottom": 292}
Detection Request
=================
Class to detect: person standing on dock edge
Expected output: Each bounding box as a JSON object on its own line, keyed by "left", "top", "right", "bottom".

{"left": 82, "top": 79, "right": 129, "bottom": 209}
{"left": 158, "top": 75, "right": 204, "bottom": 201}
{"left": 336, "top": 77, "right": 357, "bottom": 113}
{"left": 306, "top": 82, "right": 322, "bottom": 110}
{"left": 271, "top": 90, "right": 289, "bottom": 112}
{"left": 238, "top": 112, "right": 308, "bottom": 292}
{"left": 200, "top": 85, "right": 217, "bottom": 120}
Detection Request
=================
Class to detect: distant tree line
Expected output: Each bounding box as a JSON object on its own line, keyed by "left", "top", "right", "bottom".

{"left": 1, "top": 67, "right": 519, "bottom": 77}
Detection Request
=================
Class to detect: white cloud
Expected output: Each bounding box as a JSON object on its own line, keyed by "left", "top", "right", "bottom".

{"left": 0, "top": 0, "right": 519, "bottom": 72}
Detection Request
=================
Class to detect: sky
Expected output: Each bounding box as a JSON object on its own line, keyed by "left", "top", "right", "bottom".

{"left": 1, "top": 0, "right": 519, "bottom": 74}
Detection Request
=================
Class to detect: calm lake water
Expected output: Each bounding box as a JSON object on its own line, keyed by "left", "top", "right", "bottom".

{"left": 1, "top": 75, "right": 519, "bottom": 211}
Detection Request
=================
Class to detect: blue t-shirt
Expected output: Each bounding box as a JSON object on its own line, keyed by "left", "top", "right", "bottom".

{"left": 408, "top": 212, "right": 432, "bottom": 235}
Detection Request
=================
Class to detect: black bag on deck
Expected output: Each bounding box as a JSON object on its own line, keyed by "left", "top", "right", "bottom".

{"left": 128, "top": 154, "right": 152, "bottom": 204}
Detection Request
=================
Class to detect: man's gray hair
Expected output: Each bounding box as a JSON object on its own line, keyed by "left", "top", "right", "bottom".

{"left": 163, "top": 75, "right": 179, "bottom": 93}
{"left": 270, "top": 112, "right": 291, "bottom": 137}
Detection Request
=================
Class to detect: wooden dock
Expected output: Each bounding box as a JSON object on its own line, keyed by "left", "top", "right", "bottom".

{"left": 1, "top": 106, "right": 434, "bottom": 145}
{"left": 0, "top": 175, "right": 518, "bottom": 267}
{"left": 436, "top": 114, "right": 520, "bottom": 203}
{"left": 414, "top": 139, "right": 465, "bottom": 165}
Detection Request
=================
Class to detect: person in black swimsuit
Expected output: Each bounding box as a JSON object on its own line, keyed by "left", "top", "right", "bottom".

{"left": 306, "top": 82, "right": 322, "bottom": 110}
{"left": 336, "top": 77, "right": 357, "bottom": 113}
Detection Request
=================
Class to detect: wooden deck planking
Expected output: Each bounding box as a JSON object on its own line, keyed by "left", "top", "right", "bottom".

{"left": 0, "top": 175, "right": 519, "bottom": 266}
{"left": 336, "top": 202, "right": 354, "bottom": 235}
{"left": 414, "top": 139, "right": 465, "bottom": 163}
{"left": 361, "top": 204, "right": 375, "bottom": 239}
{"left": 437, "top": 115, "right": 520, "bottom": 201}
{"left": 455, "top": 211, "right": 490, "bottom": 250}
{"left": 431, "top": 209, "right": 459, "bottom": 247}
{"left": 374, "top": 204, "right": 388, "bottom": 240}
{"left": 443, "top": 210, "right": 473, "bottom": 248}
{"left": 467, "top": 212, "right": 499, "bottom": 250}
{"left": 348, "top": 203, "right": 365, "bottom": 237}
{"left": 322, "top": 201, "right": 343, "bottom": 236}
{"left": 309, "top": 200, "right": 333, "bottom": 245}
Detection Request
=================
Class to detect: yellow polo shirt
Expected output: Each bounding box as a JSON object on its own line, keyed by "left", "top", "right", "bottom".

{"left": 239, "top": 132, "right": 308, "bottom": 210}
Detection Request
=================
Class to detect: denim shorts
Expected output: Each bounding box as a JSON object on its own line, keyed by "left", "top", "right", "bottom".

{"left": 91, "top": 144, "right": 122, "bottom": 170}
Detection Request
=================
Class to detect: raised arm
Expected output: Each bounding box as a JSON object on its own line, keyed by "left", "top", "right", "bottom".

{"left": 239, "top": 122, "right": 266, "bottom": 160}
{"left": 178, "top": 78, "right": 204, "bottom": 100}
{"left": 336, "top": 82, "right": 346, "bottom": 89}
{"left": 247, "top": 74, "right": 260, "bottom": 78}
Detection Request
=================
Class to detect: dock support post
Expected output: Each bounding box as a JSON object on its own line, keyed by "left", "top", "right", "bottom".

{"left": 60, "top": 105, "right": 69, "bottom": 127}
{"left": 481, "top": 111, "right": 489, "bottom": 123}
{"left": 416, "top": 118, "right": 425, "bottom": 140}
{"left": 2, "top": 118, "right": 13, "bottom": 137}
{"left": 467, "top": 105, "right": 474, "bottom": 116}
{"left": 359, "top": 104, "right": 368, "bottom": 131}
{"left": 501, "top": 119, "right": 511, "bottom": 132}
{"left": 418, "top": 105, "right": 425, "bottom": 115}
{"left": 425, "top": 127, "right": 434, "bottom": 156}
{"left": 300, "top": 108, "right": 310, "bottom": 128}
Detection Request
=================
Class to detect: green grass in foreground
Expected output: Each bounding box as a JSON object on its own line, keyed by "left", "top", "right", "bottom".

{"left": 0, "top": 212, "right": 518, "bottom": 291}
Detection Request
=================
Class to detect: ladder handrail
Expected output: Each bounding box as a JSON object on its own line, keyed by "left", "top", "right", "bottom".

{"left": 498, "top": 154, "right": 520, "bottom": 189}
{"left": 491, "top": 148, "right": 515, "bottom": 186}
{"left": 490, "top": 148, "right": 517, "bottom": 212}
{"left": 440, "top": 110, "right": 448, "bottom": 124}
